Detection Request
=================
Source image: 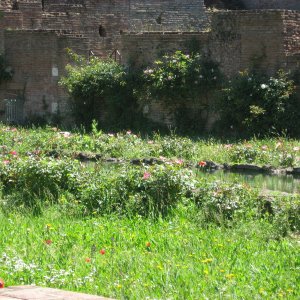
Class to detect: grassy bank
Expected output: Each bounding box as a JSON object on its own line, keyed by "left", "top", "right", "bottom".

{"left": 0, "top": 125, "right": 299, "bottom": 167}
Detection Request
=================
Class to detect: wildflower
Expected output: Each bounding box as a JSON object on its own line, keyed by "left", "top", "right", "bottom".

{"left": 9, "top": 150, "right": 17, "bottom": 156}
{"left": 11, "top": 128, "right": 17, "bottom": 132}
{"left": 0, "top": 278, "right": 4, "bottom": 288}
{"left": 3, "top": 160, "right": 10, "bottom": 165}
{"left": 44, "top": 239, "right": 52, "bottom": 245}
{"left": 145, "top": 242, "right": 151, "bottom": 248}
{"left": 126, "top": 130, "right": 132, "bottom": 135}
{"left": 144, "top": 69, "right": 153, "bottom": 75}
{"left": 85, "top": 257, "right": 91, "bottom": 263}
{"left": 46, "top": 224, "right": 52, "bottom": 230}
{"left": 198, "top": 161, "right": 206, "bottom": 167}
{"left": 174, "top": 159, "right": 184, "bottom": 165}
{"left": 224, "top": 144, "right": 233, "bottom": 149}
{"left": 143, "top": 172, "right": 151, "bottom": 180}
{"left": 261, "top": 145, "right": 268, "bottom": 150}
{"left": 225, "top": 273, "right": 235, "bottom": 279}
{"left": 99, "top": 249, "right": 105, "bottom": 255}
{"left": 261, "top": 84, "right": 267, "bottom": 89}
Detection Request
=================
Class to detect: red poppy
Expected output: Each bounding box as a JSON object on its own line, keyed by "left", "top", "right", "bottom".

{"left": 85, "top": 257, "right": 91, "bottom": 263}
{"left": 0, "top": 279, "right": 4, "bottom": 288}
{"left": 45, "top": 239, "right": 52, "bottom": 245}
{"left": 99, "top": 249, "right": 105, "bottom": 255}
{"left": 198, "top": 161, "right": 207, "bottom": 167}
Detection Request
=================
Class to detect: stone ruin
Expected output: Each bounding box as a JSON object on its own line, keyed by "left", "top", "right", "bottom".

{"left": 0, "top": 0, "right": 299, "bottom": 126}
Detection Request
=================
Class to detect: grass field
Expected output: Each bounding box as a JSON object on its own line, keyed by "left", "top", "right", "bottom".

{"left": 0, "top": 125, "right": 299, "bottom": 299}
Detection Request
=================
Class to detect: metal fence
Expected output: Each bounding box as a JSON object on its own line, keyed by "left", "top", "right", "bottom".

{"left": 4, "top": 98, "right": 23, "bottom": 124}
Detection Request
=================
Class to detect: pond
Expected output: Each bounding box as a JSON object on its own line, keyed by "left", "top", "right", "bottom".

{"left": 197, "top": 170, "right": 300, "bottom": 194}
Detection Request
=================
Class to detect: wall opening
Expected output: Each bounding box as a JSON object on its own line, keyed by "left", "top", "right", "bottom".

{"left": 12, "top": 1, "right": 19, "bottom": 10}
{"left": 99, "top": 25, "right": 107, "bottom": 37}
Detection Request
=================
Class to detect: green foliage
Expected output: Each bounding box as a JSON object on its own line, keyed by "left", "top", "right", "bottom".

{"left": 218, "top": 70, "right": 300, "bottom": 137}
{"left": 60, "top": 56, "right": 128, "bottom": 127}
{"left": 143, "top": 51, "right": 221, "bottom": 102}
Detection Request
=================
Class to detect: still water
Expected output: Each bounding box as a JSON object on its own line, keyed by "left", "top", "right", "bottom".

{"left": 198, "top": 170, "right": 300, "bottom": 194}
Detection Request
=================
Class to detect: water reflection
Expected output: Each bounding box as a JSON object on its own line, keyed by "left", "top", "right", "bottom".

{"left": 198, "top": 170, "right": 300, "bottom": 194}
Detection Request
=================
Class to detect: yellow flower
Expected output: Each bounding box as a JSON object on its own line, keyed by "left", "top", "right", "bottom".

{"left": 225, "top": 273, "right": 235, "bottom": 280}
{"left": 201, "top": 258, "right": 213, "bottom": 263}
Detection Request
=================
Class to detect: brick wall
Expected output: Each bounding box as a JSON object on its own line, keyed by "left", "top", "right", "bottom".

{"left": 129, "top": 0, "right": 209, "bottom": 31}
{"left": 0, "top": 30, "right": 88, "bottom": 121}
{"left": 121, "top": 32, "right": 209, "bottom": 68}
{"left": 209, "top": 10, "right": 300, "bottom": 76}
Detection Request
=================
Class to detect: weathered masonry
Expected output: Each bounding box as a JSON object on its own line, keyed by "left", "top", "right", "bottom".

{"left": 0, "top": 0, "right": 299, "bottom": 125}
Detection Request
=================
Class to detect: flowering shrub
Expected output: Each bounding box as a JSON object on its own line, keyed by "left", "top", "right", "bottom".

{"left": 143, "top": 51, "right": 221, "bottom": 102}
{"left": 218, "top": 70, "right": 300, "bottom": 136}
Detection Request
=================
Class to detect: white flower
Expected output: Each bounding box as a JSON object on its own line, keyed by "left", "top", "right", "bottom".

{"left": 261, "top": 84, "right": 267, "bottom": 89}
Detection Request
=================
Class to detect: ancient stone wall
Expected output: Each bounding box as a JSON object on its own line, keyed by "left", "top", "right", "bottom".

{"left": 206, "top": 10, "right": 300, "bottom": 79}
{"left": 129, "top": 0, "right": 208, "bottom": 31}
{"left": 121, "top": 32, "right": 209, "bottom": 68}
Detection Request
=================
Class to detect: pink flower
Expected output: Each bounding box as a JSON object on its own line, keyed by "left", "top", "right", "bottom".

{"left": 126, "top": 130, "right": 132, "bottom": 135}
{"left": 261, "top": 145, "right": 268, "bottom": 150}
{"left": 175, "top": 159, "right": 184, "bottom": 165}
{"left": 224, "top": 144, "right": 233, "bottom": 149}
{"left": 11, "top": 128, "right": 17, "bottom": 132}
{"left": 3, "top": 160, "right": 10, "bottom": 165}
{"left": 143, "top": 172, "right": 151, "bottom": 180}
{"left": 9, "top": 151, "right": 17, "bottom": 156}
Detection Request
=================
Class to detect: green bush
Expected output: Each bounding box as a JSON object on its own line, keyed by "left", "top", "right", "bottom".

{"left": 218, "top": 70, "right": 300, "bottom": 137}
{"left": 60, "top": 54, "right": 128, "bottom": 127}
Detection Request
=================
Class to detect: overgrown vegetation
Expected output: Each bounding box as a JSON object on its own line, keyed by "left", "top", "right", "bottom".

{"left": 0, "top": 126, "right": 299, "bottom": 298}
{"left": 60, "top": 50, "right": 299, "bottom": 137}
{"left": 218, "top": 70, "right": 300, "bottom": 137}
